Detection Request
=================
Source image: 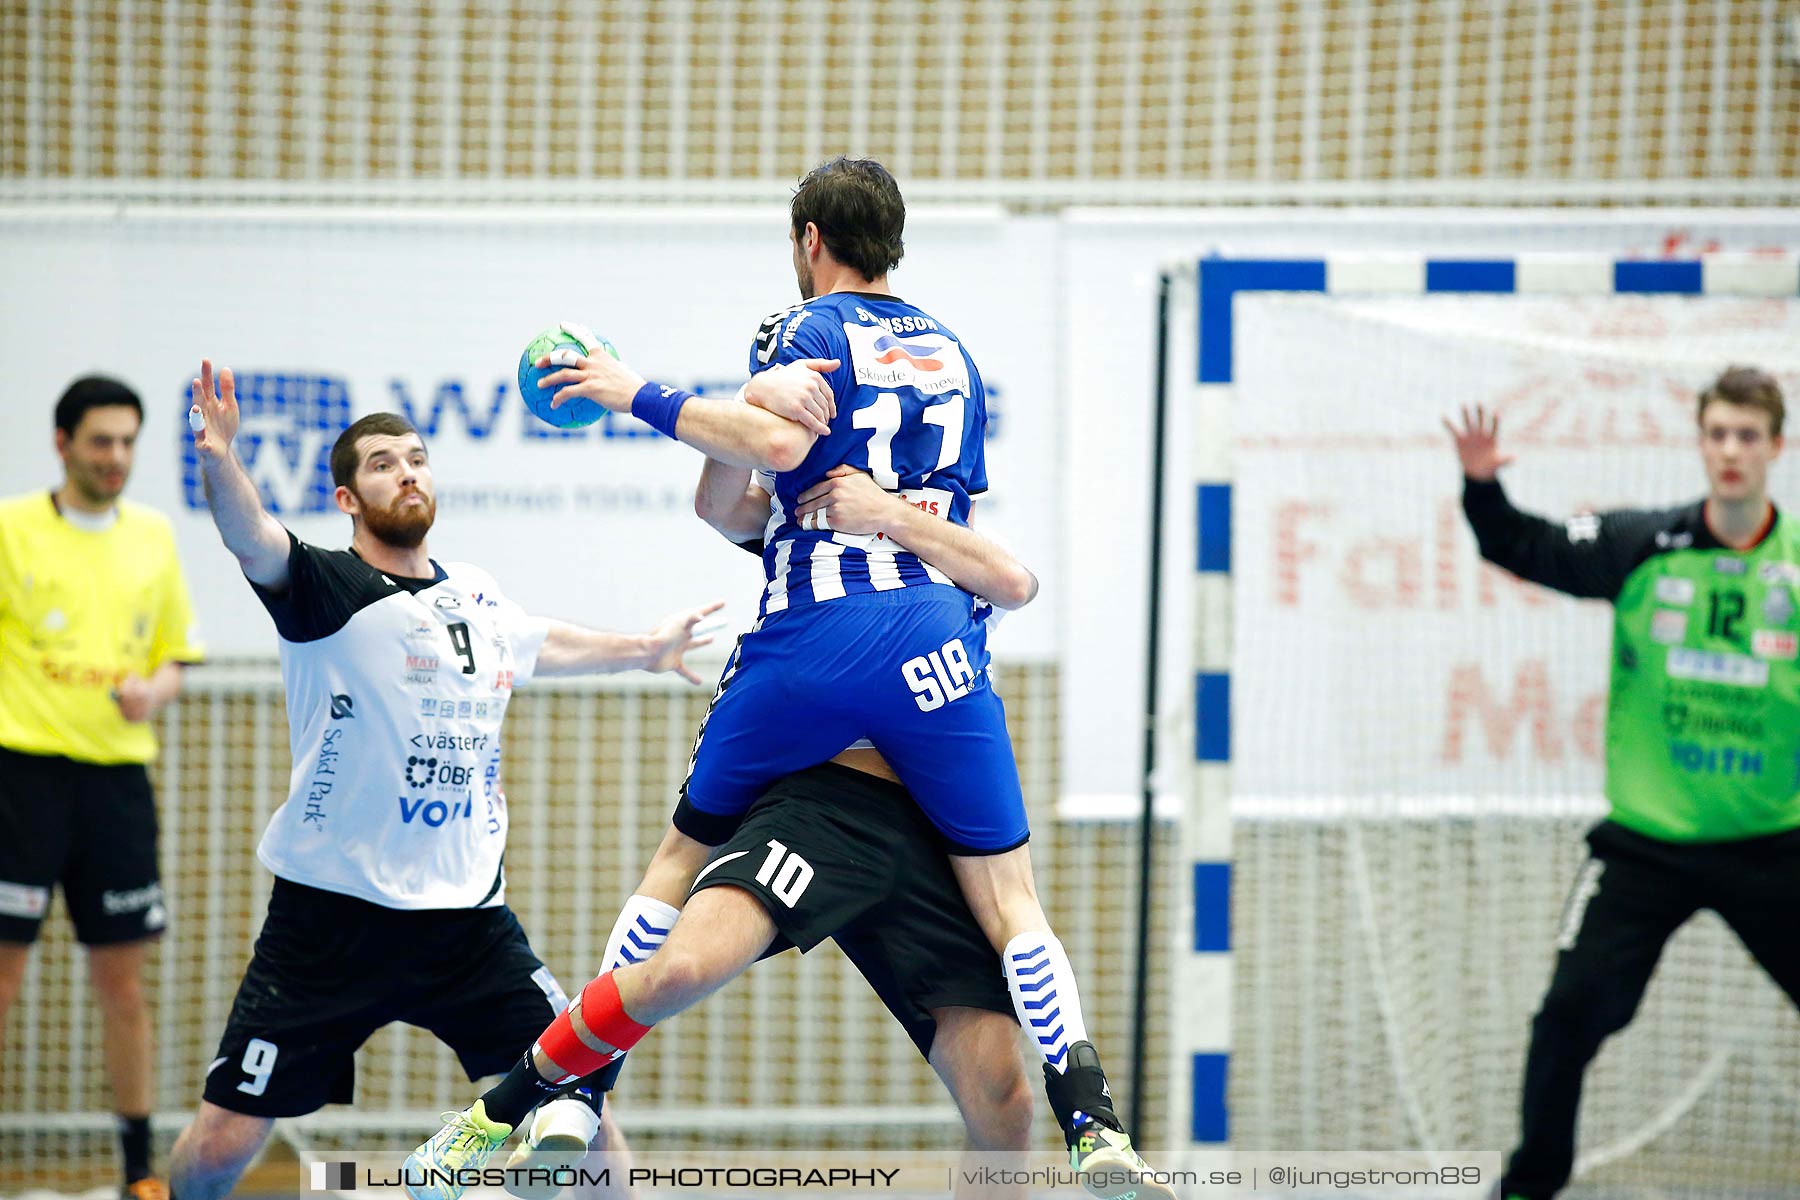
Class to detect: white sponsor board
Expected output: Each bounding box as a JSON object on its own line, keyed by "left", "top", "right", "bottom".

{"left": 0, "top": 208, "right": 1058, "bottom": 660}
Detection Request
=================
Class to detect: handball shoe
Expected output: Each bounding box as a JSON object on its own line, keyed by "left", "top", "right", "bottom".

{"left": 501, "top": 1094, "right": 600, "bottom": 1200}
{"left": 401, "top": 1100, "right": 512, "bottom": 1200}
{"left": 1071, "top": 1122, "right": 1178, "bottom": 1200}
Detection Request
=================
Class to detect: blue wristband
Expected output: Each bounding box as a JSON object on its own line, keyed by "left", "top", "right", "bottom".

{"left": 632, "top": 382, "right": 693, "bottom": 441}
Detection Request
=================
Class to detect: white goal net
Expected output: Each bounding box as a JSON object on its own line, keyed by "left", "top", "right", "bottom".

{"left": 1228, "top": 290, "right": 1800, "bottom": 1193}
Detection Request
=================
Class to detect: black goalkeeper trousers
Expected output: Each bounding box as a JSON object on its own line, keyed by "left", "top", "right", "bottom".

{"left": 1501, "top": 820, "right": 1800, "bottom": 1200}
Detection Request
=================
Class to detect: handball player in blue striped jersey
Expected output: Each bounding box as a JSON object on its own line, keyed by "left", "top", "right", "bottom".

{"left": 409, "top": 160, "right": 1169, "bottom": 1200}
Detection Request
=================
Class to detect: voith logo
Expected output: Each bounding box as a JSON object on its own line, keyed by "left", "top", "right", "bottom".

{"left": 871, "top": 333, "right": 943, "bottom": 371}
{"left": 181, "top": 374, "right": 353, "bottom": 514}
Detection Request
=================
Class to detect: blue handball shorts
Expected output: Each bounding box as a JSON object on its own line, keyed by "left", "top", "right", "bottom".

{"left": 675, "top": 585, "right": 1028, "bottom": 855}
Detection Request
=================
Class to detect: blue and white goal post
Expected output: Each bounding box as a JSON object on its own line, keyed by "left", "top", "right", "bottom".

{"left": 1164, "top": 250, "right": 1800, "bottom": 1151}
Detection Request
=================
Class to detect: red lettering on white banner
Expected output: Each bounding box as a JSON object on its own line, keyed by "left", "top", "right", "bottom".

{"left": 1440, "top": 659, "right": 1603, "bottom": 765}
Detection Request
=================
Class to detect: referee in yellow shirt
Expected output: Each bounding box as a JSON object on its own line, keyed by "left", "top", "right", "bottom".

{"left": 0, "top": 377, "right": 204, "bottom": 1200}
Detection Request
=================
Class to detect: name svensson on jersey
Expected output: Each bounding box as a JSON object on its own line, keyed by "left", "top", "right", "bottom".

{"left": 250, "top": 534, "right": 548, "bottom": 910}
{"left": 748, "top": 293, "right": 992, "bottom": 618}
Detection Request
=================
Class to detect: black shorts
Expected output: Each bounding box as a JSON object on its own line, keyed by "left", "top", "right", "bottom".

{"left": 0, "top": 744, "right": 165, "bottom": 946}
{"left": 689, "top": 762, "right": 1015, "bottom": 1059}
{"left": 202, "top": 878, "right": 568, "bottom": 1118}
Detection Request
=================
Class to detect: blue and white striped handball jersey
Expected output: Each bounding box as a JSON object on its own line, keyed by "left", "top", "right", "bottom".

{"left": 748, "top": 291, "right": 989, "bottom": 617}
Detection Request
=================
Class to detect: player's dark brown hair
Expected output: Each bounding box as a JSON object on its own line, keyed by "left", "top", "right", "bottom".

{"left": 790, "top": 156, "right": 906, "bottom": 282}
{"left": 1697, "top": 366, "right": 1785, "bottom": 437}
{"left": 331, "top": 412, "right": 424, "bottom": 491}
{"left": 55, "top": 375, "right": 143, "bottom": 435}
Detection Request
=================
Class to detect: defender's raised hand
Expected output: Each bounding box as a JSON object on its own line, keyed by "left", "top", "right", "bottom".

{"left": 643, "top": 600, "right": 726, "bottom": 686}
{"left": 1443, "top": 403, "right": 1515, "bottom": 481}
{"left": 189, "top": 359, "right": 240, "bottom": 460}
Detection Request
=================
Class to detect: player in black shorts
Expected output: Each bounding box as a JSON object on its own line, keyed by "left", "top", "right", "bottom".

{"left": 700, "top": 761, "right": 1021, "bottom": 1057}
{"left": 421, "top": 753, "right": 1120, "bottom": 1200}
{"left": 168, "top": 369, "right": 766, "bottom": 1199}
{"left": 476, "top": 759, "right": 1041, "bottom": 1200}
{"left": 507, "top": 759, "right": 1038, "bottom": 1200}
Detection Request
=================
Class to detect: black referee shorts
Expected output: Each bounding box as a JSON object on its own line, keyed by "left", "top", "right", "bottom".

{"left": 689, "top": 762, "right": 1015, "bottom": 1058}
{"left": 202, "top": 879, "right": 568, "bottom": 1118}
{"left": 0, "top": 744, "right": 165, "bottom": 946}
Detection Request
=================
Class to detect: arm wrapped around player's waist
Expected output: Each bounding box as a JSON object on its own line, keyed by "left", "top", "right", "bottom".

{"left": 794, "top": 468, "right": 1037, "bottom": 610}
{"left": 884, "top": 502, "right": 1038, "bottom": 609}
{"left": 694, "top": 457, "right": 775, "bottom": 546}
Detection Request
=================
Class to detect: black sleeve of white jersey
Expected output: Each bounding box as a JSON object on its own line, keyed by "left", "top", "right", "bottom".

{"left": 248, "top": 531, "right": 392, "bottom": 643}
{"left": 1461, "top": 477, "right": 1665, "bottom": 602}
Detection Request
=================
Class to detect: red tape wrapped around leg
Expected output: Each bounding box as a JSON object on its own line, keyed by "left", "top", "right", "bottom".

{"left": 534, "top": 971, "right": 654, "bottom": 1079}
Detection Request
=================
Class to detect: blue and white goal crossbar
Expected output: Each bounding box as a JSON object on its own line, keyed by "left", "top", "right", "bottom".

{"left": 1175, "top": 251, "right": 1800, "bottom": 1147}
{"left": 1198, "top": 253, "right": 1800, "bottom": 385}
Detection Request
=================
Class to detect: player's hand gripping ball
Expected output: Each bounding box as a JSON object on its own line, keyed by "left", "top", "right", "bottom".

{"left": 518, "top": 322, "right": 619, "bottom": 429}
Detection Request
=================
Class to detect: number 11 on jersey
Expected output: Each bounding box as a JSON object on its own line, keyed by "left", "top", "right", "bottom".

{"left": 853, "top": 391, "right": 966, "bottom": 489}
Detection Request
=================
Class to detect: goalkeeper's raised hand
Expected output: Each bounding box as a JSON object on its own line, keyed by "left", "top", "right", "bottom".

{"left": 1443, "top": 403, "right": 1515, "bottom": 481}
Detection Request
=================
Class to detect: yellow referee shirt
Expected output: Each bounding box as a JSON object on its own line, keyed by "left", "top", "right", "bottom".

{"left": 0, "top": 492, "right": 205, "bottom": 764}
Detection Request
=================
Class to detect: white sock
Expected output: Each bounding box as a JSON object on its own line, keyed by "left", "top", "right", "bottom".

{"left": 570, "top": 895, "right": 681, "bottom": 1085}
{"left": 601, "top": 895, "right": 681, "bottom": 972}
{"left": 1003, "top": 932, "right": 1091, "bottom": 1073}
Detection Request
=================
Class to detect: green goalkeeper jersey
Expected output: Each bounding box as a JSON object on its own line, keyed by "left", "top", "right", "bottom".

{"left": 1464, "top": 479, "right": 1800, "bottom": 843}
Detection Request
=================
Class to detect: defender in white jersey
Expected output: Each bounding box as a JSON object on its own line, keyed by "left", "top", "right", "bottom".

{"left": 163, "top": 360, "right": 785, "bottom": 1200}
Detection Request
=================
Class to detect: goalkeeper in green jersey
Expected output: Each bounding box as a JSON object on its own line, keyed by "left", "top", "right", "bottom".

{"left": 1448, "top": 366, "right": 1799, "bottom": 1200}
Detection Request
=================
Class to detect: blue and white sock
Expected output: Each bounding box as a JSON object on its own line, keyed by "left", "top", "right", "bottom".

{"left": 584, "top": 894, "right": 679, "bottom": 1086}
{"left": 1003, "top": 932, "right": 1091, "bottom": 1073}
{"left": 601, "top": 895, "right": 679, "bottom": 971}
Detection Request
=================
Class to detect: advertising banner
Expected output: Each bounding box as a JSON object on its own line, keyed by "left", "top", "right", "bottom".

{"left": 0, "top": 208, "right": 1058, "bottom": 661}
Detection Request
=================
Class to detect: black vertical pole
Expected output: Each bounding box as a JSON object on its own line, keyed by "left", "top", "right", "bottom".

{"left": 1129, "top": 271, "right": 1174, "bottom": 1133}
